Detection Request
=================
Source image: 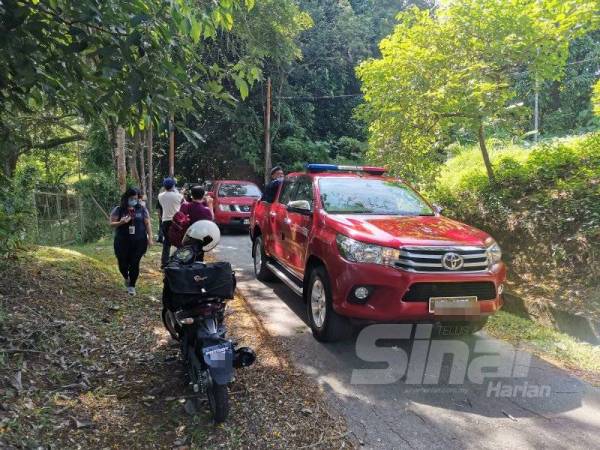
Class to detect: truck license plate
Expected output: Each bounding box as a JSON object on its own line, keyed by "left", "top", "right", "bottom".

{"left": 243, "top": 219, "right": 250, "bottom": 225}
{"left": 429, "top": 296, "right": 479, "bottom": 315}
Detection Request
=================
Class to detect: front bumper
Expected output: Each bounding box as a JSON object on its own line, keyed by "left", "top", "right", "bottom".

{"left": 327, "top": 254, "right": 506, "bottom": 322}
{"left": 214, "top": 210, "right": 251, "bottom": 227}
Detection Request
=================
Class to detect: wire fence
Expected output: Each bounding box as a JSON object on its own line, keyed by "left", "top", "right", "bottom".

{"left": 32, "top": 191, "right": 112, "bottom": 246}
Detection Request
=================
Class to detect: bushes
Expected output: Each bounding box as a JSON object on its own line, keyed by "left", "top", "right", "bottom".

{"left": 0, "top": 168, "right": 37, "bottom": 255}
{"left": 432, "top": 133, "right": 600, "bottom": 288}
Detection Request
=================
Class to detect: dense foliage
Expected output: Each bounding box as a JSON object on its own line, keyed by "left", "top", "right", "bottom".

{"left": 357, "top": 0, "right": 599, "bottom": 184}
{"left": 1, "top": 0, "right": 599, "bottom": 255}
{"left": 0, "top": 0, "right": 267, "bottom": 180}
{"left": 0, "top": 170, "right": 36, "bottom": 254}
{"left": 432, "top": 133, "right": 600, "bottom": 292}
{"left": 169, "top": 0, "right": 426, "bottom": 184}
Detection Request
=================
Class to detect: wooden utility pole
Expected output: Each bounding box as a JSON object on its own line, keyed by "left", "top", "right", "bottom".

{"left": 146, "top": 125, "right": 154, "bottom": 212}
{"left": 264, "top": 77, "right": 272, "bottom": 186}
{"left": 169, "top": 113, "right": 175, "bottom": 177}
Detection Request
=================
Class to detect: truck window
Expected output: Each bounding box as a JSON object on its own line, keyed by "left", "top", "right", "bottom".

{"left": 291, "top": 177, "right": 313, "bottom": 208}
{"left": 278, "top": 178, "right": 297, "bottom": 204}
{"left": 218, "top": 183, "right": 261, "bottom": 197}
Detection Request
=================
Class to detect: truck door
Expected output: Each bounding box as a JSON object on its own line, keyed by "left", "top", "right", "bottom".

{"left": 283, "top": 176, "right": 313, "bottom": 277}
{"left": 269, "top": 177, "right": 296, "bottom": 262}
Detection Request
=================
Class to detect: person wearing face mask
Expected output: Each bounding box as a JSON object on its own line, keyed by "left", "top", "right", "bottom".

{"left": 110, "top": 188, "right": 154, "bottom": 296}
{"left": 261, "top": 166, "right": 284, "bottom": 203}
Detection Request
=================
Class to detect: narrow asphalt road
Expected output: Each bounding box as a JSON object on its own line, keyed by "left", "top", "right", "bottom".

{"left": 216, "top": 232, "right": 600, "bottom": 449}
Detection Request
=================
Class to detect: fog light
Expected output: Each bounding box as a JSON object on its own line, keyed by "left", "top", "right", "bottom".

{"left": 354, "top": 287, "right": 370, "bottom": 300}
{"left": 498, "top": 284, "right": 504, "bottom": 295}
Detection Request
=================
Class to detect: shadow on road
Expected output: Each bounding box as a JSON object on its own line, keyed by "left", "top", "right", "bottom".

{"left": 217, "top": 234, "right": 600, "bottom": 449}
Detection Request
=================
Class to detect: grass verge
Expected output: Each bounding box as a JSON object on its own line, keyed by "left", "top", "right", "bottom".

{"left": 485, "top": 311, "right": 600, "bottom": 385}
{"left": 0, "top": 239, "right": 351, "bottom": 448}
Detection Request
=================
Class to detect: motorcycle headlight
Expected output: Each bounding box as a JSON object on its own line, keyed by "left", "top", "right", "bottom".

{"left": 336, "top": 234, "right": 398, "bottom": 265}
{"left": 485, "top": 239, "right": 502, "bottom": 265}
{"left": 218, "top": 204, "right": 230, "bottom": 212}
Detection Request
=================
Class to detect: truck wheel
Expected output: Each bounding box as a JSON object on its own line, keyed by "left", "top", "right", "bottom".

{"left": 306, "top": 266, "right": 351, "bottom": 342}
{"left": 253, "top": 235, "right": 276, "bottom": 281}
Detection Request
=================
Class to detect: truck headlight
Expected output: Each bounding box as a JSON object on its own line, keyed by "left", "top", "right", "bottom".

{"left": 485, "top": 239, "right": 502, "bottom": 265}
{"left": 336, "top": 234, "right": 398, "bottom": 265}
{"left": 218, "top": 204, "right": 230, "bottom": 212}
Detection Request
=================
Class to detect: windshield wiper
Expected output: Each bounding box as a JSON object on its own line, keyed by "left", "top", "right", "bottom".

{"left": 326, "top": 210, "right": 374, "bottom": 214}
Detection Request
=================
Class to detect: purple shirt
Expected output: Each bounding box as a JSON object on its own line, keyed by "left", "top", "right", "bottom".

{"left": 180, "top": 201, "right": 213, "bottom": 224}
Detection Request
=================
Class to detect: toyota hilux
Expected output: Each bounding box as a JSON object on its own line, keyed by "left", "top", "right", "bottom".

{"left": 249, "top": 164, "right": 505, "bottom": 342}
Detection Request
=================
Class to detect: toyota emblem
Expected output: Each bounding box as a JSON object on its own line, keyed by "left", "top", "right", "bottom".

{"left": 441, "top": 252, "right": 464, "bottom": 270}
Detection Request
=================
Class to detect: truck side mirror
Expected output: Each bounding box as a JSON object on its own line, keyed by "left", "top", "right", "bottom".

{"left": 287, "top": 200, "right": 312, "bottom": 215}
{"left": 433, "top": 204, "right": 443, "bottom": 214}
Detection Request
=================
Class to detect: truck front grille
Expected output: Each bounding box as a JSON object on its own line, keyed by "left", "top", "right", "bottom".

{"left": 403, "top": 282, "right": 497, "bottom": 301}
{"left": 395, "top": 246, "right": 489, "bottom": 273}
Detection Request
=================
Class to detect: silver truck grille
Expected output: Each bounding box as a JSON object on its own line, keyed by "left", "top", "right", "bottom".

{"left": 395, "top": 246, "right": 489, "bottom": 273}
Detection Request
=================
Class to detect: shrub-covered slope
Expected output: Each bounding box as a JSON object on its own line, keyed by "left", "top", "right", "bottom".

{"left": 432, "top": 133, "right": 600, "bottom": 319}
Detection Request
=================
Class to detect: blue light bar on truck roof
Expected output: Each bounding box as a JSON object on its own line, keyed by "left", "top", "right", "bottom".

{"left": 305, "top": 163, "right": 386, "bottom": 175}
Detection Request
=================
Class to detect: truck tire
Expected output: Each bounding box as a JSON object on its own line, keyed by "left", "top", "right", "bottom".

{"left": 306, "top": 266, "right": 351, "bottom": 342}
{"left": 253, "top": 235, "right": 276, "bottom": 281}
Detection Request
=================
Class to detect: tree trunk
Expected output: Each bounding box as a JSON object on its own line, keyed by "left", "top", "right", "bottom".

{"left": 477, "top": 123, "right": 495, "bottom": 183}
{"left": 116, "top": 126, "right": 127, "bottom": 192}
{"left": 127, "top": 133, "right": 141, "bottom": 187}
{"left": 138, "top": 130, "right": 147, "bottom": 201}
{"left": 146, "top": 125, "right": 153, "bottom": 212}
{"left": 2, "top": 149, "right": 19, "bottom": 179}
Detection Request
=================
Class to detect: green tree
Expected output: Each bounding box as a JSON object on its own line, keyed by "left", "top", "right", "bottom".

{"left": 0, "top": 0, "right": 261, "bottom": 177}
{"left": 357, "top": 0, "right": 599, "bottom": 183}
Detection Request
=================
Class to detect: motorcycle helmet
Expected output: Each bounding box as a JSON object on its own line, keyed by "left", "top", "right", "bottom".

{"left": 184, "top": 220, "right": 220, "bottom": 251}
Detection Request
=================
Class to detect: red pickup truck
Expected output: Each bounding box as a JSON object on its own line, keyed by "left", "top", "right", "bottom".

{"left": 249, "top": 164, "right": 505, "bottom": 342}
{"left": 209, "top": 180, "right": 262, "bottom": 231}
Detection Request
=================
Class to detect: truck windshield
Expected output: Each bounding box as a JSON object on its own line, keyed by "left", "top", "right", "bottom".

{"left": 319, "top": 178, "right": 434, "bottom": 215}
{"left": 218, "top": 183, "right": 261, "bottom": 198}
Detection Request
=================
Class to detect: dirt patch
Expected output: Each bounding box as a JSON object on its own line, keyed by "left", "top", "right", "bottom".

{"left": 0, "top": 243, "right": 352, "bottom": 449}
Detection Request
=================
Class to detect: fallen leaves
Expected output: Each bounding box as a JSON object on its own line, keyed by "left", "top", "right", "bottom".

{"left": 0, "top": 244, "right": 353, "bottom": 449}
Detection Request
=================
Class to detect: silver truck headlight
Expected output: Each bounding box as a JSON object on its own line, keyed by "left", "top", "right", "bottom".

{"left": 218, "top": 204, "right": 230, "bottom": 212}
{"left": 336, "top": 234, "right": 398, "bottom": 265}
{"left": 485, "top": 239, "right": 502, "bottom": 265}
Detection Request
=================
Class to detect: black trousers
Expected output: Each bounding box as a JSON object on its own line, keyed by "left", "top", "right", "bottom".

{"left": 114, "top": 236, "right": 148, "bottom": 287}
{"left": 157, "top": 220, "right": 164, "bottom": 242}
{"left": 161, "top": 220, "right": 172, "bottom": 268}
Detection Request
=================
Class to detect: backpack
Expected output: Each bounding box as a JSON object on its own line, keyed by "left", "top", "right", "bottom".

{"left": 168, "top": 210, "right": 190, "bottom": 248}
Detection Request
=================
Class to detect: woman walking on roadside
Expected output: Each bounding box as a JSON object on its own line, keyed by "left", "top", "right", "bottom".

{"left": 109, "top": 188, "right": 153, "bottom": 296}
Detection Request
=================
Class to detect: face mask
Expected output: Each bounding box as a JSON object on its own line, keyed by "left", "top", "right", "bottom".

{"left": 139, "top": 201, "right": 146, "bottom": 208}
{"left": 276, "top": 176, "right": 284, "bottom": 182}
{"left": 128, "top": 199, "right": 138, "bottom": 208}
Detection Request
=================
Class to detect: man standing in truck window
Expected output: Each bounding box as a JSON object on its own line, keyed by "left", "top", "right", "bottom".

{"left": 158, "top": 177, "right": 183, "bottom": 268}
{"left": 262, "top": 166, "right": 284, "bottom": 203}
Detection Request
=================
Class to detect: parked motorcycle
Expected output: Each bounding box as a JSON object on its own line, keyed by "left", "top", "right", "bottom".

{"left": 161, "top": 220, "right": 255, "bottom": 422}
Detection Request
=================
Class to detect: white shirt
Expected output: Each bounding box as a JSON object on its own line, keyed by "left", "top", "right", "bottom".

{"left": 158, "top": 189, "right": 183, "bottom": 221}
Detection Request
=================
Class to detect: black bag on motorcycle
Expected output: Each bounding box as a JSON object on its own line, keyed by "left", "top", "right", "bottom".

{"left": 163, "top": 261, "right": 235, "bottom": 309}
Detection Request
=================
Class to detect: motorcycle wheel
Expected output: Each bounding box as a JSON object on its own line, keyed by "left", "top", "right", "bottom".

{"left": 206, "top": 370, "right": 229, "bottom": 423}
{"left": 161, "top": 307, "right": 181, "bottom": 340}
